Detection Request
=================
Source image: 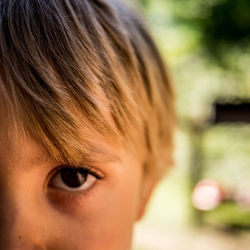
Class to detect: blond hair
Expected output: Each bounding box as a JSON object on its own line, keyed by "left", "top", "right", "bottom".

{"left": 0, "top": 0, "right": 175, "bottom": 178}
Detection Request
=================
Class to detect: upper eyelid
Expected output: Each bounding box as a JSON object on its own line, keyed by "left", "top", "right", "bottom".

{"left": 48, "top": 164, "right": 105, "bottom": 181}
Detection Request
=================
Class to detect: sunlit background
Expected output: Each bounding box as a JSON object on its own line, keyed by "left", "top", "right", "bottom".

{"left": 132, "top": 0, "right": 250, "bottom": 249}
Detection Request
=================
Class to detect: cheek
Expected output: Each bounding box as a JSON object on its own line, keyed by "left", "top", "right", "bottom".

{"left": 47, "top": 161, "right": 143, "bottom": 250}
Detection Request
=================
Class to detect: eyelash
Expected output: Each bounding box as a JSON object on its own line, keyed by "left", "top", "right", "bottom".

{"left": 47, "top": 165, "right": 104, "bottom": 198}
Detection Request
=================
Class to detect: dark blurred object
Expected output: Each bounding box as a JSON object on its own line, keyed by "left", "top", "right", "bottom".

{"left": 197, "top": 0, "right": 250, "bottom": 58}
{"left": 213, "top": 101, "right": 250, "bottom": 124}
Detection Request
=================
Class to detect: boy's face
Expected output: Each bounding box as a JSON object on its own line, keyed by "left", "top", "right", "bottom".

{"left": 0, "top": 117, "right": 155, "bottom": 249}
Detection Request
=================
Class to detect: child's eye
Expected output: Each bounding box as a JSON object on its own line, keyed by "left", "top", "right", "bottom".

{"left": 48, "top": 166, "right": 100, "bottom": 192}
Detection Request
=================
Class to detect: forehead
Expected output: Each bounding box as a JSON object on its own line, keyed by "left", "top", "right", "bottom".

{"left": 0, "top": 119, "right": 121, "bottom": 173}
{"left": 0, "top": 98, "right": 46, "bottom": 169}
{"left": 0, "top": 93, "right": 121, "bottom": 172}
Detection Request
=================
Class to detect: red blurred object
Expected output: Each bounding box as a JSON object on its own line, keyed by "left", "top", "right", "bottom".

{"left": 192, "top": 179, "right": 224, "bottom": 211}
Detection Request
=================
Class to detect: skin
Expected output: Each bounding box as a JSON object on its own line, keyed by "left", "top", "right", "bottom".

{"left": 0, "top": 114, "right": 157, "bottom": 250}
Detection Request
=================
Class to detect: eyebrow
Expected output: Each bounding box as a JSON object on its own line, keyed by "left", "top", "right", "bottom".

{"left": 30, "top": 144, "right": 121, "bottom": 168}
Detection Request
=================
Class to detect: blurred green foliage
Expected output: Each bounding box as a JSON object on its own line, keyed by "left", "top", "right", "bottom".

{"left": 139, "top": 0, "right": 250, "bottom": 65}
{"left": 134, "top": 0, "right": 250, "bottom": 231}
{"left": 205, "top": 202, "right": 250, "bottom": 228}
{"left": 136, "top": 0, "right": 250, "bottom": 121}
{"left": 174, "top": 0, "right": 250, "bottom": 65}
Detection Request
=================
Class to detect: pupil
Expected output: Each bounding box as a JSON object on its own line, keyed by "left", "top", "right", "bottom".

{"left": 60, "top": 168, "right": 87, "bottom": 188}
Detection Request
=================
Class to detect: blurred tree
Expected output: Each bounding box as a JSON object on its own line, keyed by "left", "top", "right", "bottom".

{"left": 136, "top": 0, "right": 250, "bottom": 66}
{"left": 137, "top": 0, "right": 150, "bottom": 8}
{"left": 188, "top": 0, "right": 250, "bottom": 63}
